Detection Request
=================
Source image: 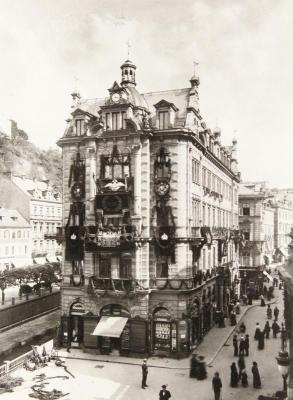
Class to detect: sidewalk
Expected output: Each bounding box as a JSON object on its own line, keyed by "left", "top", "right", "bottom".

{"left": 0, "top": 286, "right": 59, "bottom": 310}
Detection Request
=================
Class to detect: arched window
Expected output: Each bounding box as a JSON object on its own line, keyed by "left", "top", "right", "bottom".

{"left": 17, "top": 230, "right": 21, "bottom": 239}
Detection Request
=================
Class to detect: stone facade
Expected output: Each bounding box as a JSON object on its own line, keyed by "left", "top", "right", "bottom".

{"left": 58, "top": 60, "right": 240, "bottom": 357}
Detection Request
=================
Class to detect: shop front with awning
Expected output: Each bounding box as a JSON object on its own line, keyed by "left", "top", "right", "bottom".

{"left": 33, "top": 257, "right": 47, "bottom": 265}
{"left": 46, "top": 255, "right": 58, "bottom": 263}
{"left": 92, "top": 316, "right": 128, "bottom": 337}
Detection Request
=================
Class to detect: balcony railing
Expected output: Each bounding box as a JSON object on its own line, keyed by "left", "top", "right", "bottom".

{"left": 150, "top": 268, "right": 218, "bottom": 290}
{"left": 85, "top": 225, "right": 136, "bottom": 251}
{"left": 88, "top": 276, "right": 146, "bottom": 297}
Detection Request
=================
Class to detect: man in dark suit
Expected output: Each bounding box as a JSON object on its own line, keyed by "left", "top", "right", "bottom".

{"left": 141, "top": 359, "right": 148, "bottom": 389}
{"left": 159, "top": 385, "right": 171, "bottom": 399}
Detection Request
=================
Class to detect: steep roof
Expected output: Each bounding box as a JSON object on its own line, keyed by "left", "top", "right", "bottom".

{"left": 76, "top": 87, "right": 191, "bottom": 128}
{"left": 0, "top": 207, "right": 30, "bottom": 228}
{"left": 11, "top": 176, "right": 61, "bottom": 201}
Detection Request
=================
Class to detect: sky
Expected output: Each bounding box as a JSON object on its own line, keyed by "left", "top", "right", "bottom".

{"left": 0, "top": 0, "right": 292, "bottom": 187}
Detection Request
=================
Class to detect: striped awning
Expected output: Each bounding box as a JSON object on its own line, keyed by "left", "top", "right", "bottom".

{"left": 92, "top": 316, "right": 128, "bottom": 338}
{"left": 46, "top": 255, "right": 58, "bottom": 263}
{"left": 34, "top": 257, "right": 47, "bottom": 265}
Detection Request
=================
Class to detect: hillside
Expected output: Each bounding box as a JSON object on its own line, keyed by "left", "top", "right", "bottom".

{"left": 0, "top": 133, "right": 62, "bottom": 191}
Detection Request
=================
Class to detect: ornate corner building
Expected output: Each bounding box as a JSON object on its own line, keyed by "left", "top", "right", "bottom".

{"left": 57, "top": 59, "right": 241, "bottom": 358}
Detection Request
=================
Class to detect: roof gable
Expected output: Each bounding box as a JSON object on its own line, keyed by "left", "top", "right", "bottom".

{"left": 153, "top": 99, "right": 179, "bottom": 112}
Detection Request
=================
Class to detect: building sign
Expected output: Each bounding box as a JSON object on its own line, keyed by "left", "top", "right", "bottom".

{"left": 71, "top": 302, "right": 85, "bottom": 316}
{"left": 154, "top": 322, "right": 171, "bottom": 351}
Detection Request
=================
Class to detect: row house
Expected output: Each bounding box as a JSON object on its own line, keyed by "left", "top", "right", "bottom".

{"left": 0, "top": 174, "right": 62, "bottom": 264}
{"left": 0, "top": 207, "right": 31, "bottom": 270}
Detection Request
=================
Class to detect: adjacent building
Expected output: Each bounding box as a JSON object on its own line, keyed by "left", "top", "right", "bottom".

{"left": 0, "top": 207, "right": 31, "bottom": 270}
{"left": 57, "top": 59, "right": 241, "bottom": 358}
{"left": 0, "top": 174, "right": 62, "bottom": 264}
{"left": 238, "top": 183, "right": 275, "bottom": 294}
{"left": 270, "top": 192, "right": 293, "bottom": 262}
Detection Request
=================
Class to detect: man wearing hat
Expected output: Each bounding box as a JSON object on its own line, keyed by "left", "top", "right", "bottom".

{"left": 159, "top": 384, "right": 171, "bottom": 399}
{"left": 141, "top": 359, "right": 148, "bottom": 389}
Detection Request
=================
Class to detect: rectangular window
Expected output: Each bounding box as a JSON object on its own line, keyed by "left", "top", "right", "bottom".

{"left": 105, "top": 113, "right": 110, "bottom": 130}
{"left": 99, "top": 254, "right": 111, "bottom": 278}
{"left": 76, "top": 119, "right": 85, "bottom": 136}
{"left": 158, "top": 111, "right": 168, "bottom": 129}
{"left": 156, "top": 256, "right": 169, "bottom": 278}
{"left": 202, "top": 204, "right": 206, "bottom": 225}
{"left": 112, "top": 112, "right": 119, "bottom": 130}
{"left": 119, "top": 256, "right": 132, "bottom": 278}
{"left": 243, "top": 206, "right": 250, "bottom": 216}
{"left": 202, "top": 168, "right": 206, "bottom": 187}
{"left": 121, "top": 112, "right": 127, "bottom": 130}
{"left": 244, "top": 231, "right": 250, "bottom": 240}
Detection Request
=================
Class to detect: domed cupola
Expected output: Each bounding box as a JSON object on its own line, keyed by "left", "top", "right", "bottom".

{"left": 120, "top": 59, "right": 136, "bottom": 88}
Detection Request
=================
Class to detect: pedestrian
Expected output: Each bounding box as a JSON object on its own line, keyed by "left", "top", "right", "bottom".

{"left": 254, "top": 323, "right": 261, "bottom": 340}
{"left": 273, "top": 306, "right": 279, "bottom": 321}
{"left": 239, "top": 322, "right": 246, "bottom": 334}
{"left": 141, "top": 358, "right": 148, "bottom": 389}
{"left": 263, "top": 285, "right": 268, "bottom": 296}
{"left": 258, "top": 330, "right": 265, "bottom": 350}
{"left": 251, "top": 361, "right": 261, "bottom": 389}
{"left": 241, "top": 369, "right": 248, "bottom": 387}
{"left": 230, "top": 362, "right": 239, "bottom": 387}
{"left": 159, "top": 385, "right": 171, "bottom": 400}
{"left": 244, "top": 334, "right": 250, "bottom": 356}
{"left": 266, "top": 304, "right": 272, "bottom": 319}
{"left": 228, "top": 302, "right": 234, "bottom": 316}
{"left": 233, "top": 334, "right": 238, "bottom": 357}
{"left": 260, "top": 294, "right": 265, "bottom": 307}
{"left": 230, "top": 310, "right": 237, "bottom": 326}
{"left": 239, "top": 336, "right": 245, "bottom": 357}
{"left": 235, "top": 301, "right": 241, "bottom": 314}
{"left": 263, "top": 321, "right": 271, "bottom": 339}
{"left": 212, "top": 372, "right": 222, "bottom": 400}
{"left": 272, "top": 320, "right": 280, "bottom": 338}
{"left": 238, "top": 355, "right": 246, "bottom": 380}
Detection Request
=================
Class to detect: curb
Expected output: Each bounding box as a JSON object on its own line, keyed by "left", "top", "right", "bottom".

{"left": 206, "top": 295, "right": 279, "bottom": 366}
{"left": 57, "top": 354, "right": 190, "bottom": 370}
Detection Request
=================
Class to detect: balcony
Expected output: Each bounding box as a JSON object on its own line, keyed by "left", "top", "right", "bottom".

{"left": 211, "top": 227, "right": 230, "bottom": 240}
{"left": 88, "top": 276, "right": 145, "bottom": 298}
{"left": 150, "top": 268, "right": 218, "bottom": 290}
{"left": 85, "top": 225, "right": 136, "bottom": 252}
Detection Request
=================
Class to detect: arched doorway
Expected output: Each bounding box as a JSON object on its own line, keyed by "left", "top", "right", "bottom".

{"left": 153, "top": 307, "right": 173, "bottom": 354}
{"left": 69, "top": 301, "right": 85, "bottom": 348}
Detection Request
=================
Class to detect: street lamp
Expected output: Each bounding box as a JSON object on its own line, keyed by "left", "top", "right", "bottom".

{"left": 276, "top": 323, "right": 290, "bottom": 395}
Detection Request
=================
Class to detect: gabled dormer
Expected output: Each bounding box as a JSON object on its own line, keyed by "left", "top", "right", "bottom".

{"left": 71, "top": 108, "right": 95, "bottom": 136}
{"left": 154, "top": 99, "right": 178, "bottom": 130}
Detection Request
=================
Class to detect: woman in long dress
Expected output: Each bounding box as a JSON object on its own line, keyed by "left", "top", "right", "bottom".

{"left": 230, "top": 362, "right": 239, "bottom": 387}
{"left": 251, "top": 361, "right": 261, "bottom": 388}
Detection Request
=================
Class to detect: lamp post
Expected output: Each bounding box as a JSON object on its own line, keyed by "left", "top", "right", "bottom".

{"left": 276, "top": 323, "right": 290, "bottom": 395}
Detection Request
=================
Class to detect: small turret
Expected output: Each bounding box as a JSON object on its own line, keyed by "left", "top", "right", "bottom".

{"left": 120, "top": 59, "right": 136, "bottom": 87}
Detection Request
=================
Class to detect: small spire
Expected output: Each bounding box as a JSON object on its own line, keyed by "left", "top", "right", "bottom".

{"left": 71, "top": 76, "right": 81, "bottom": 108}
{"left": 190, "top": 60, "right": 200, "bottom": 87}
{"left": 127, "top": 40, "right": 131, "bottom": 59}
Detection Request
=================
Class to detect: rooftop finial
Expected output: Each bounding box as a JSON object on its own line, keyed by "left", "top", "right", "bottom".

{"left": 127, "top": 40, "right": 131, "bottom": 59}
{"left": 193, "top": 60, "right": 199, "bottom": 76}
{"left": 71, "top": 76, "right": 81, "bottom": 108}
{"left": 190, "top": 60, "right": 200, "bottom": 87}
